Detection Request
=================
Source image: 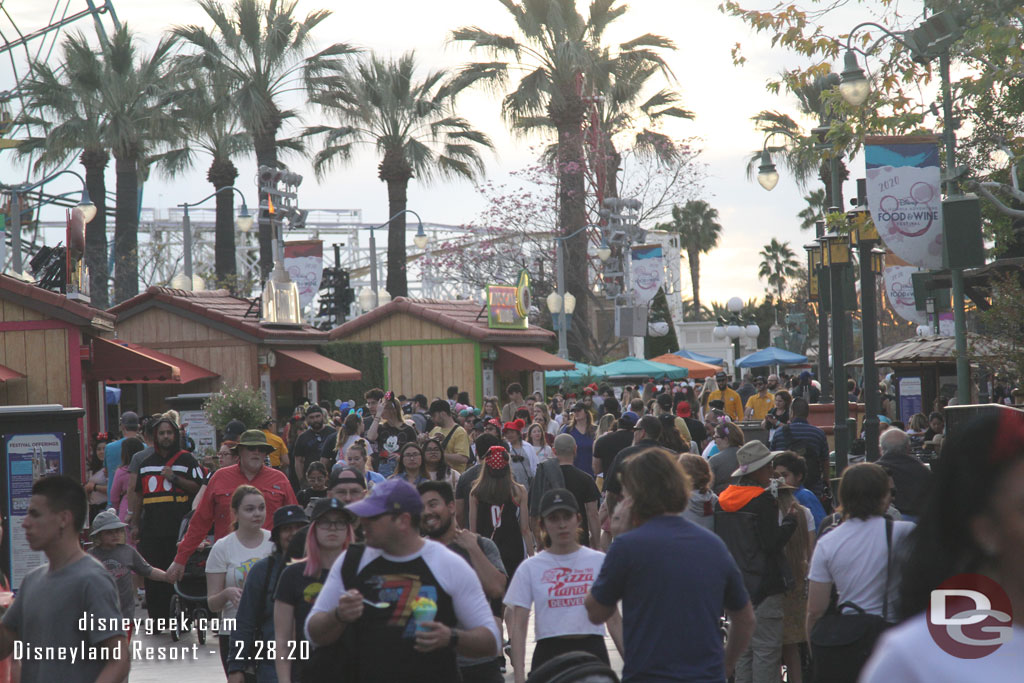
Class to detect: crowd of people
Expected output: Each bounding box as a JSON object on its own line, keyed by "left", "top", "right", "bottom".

{"left": 0, "top": 370, "right": 1017, "bottom": 683}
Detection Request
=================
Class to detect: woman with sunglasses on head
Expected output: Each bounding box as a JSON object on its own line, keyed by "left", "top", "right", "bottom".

{"left": 273, "top": 499, "right": 354, "bottom": 683}
{"left": 365, "top": 391, "right": 417, "bottom": 478}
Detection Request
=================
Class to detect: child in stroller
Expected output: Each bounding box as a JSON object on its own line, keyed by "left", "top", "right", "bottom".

{"left": 170, "top": 509, "right": 212, "bottom": 643}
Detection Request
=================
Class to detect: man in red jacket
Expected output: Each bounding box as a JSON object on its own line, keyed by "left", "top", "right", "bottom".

{"left": 165, "top": 429, "right": 297, "bottom": 582}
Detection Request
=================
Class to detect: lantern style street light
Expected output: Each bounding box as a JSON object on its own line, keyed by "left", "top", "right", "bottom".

{"left": 178, "top": 186, "right": 254, "bottom": 289}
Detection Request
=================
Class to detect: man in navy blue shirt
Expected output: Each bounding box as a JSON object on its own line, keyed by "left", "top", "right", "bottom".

{"left": 769, "top": 398, "right": 830, "bottom": 496}
{"left": 585, "top": 448, "right": 755, "bottom": 682}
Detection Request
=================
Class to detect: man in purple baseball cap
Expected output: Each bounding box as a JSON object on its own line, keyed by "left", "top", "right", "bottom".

{"left": 306, "top": 478, "right": 500, "bottom": 683}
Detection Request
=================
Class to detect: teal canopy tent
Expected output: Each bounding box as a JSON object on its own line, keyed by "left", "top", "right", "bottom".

{"left": 735, "top": 347, "right": 808, "bottom": 369}
{"left": 594, "top": 356, "right": 689, "bottom": 381}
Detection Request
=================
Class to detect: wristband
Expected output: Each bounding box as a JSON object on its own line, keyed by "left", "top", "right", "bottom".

{"left": 448, "top": 628, "right": 460, "bottom": 650}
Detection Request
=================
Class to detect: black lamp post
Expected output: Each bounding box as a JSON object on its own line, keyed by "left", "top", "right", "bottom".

{"left": 822, "top": 230, "right": 852, "bottom": 474}
{"left": 848, "top": 179, "right": 884, "bottom": 462}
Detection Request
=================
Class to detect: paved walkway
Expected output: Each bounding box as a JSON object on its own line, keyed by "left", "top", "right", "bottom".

{"left": 130, "top": 610, "right": 624, "bottom": 682}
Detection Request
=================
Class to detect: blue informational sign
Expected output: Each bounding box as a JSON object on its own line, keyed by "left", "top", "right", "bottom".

{"left": 898, "top": 377, "right": 923, "bottom": 424}
{"left": 5, "top": 433, "right": 63, "bottom": 589}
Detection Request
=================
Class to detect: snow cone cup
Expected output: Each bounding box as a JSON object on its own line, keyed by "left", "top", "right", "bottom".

{"left": 411, "top": 596, "right": 438, "bottom": 632}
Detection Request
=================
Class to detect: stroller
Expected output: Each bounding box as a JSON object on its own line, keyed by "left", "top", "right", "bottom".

{"left": 170, "top": 511, "right": 211, "bottom": 644}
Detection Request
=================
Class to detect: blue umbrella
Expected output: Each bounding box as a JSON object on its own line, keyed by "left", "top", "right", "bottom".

{"left": 674, "top": 348, "right": 726, "bottom": 366}
{"left": 735, "top": 347, "right": 808, "bottom": 369}
{"left": 594, "top": 357, "right": 689, "bottom": 381}
{"left": 545, "top": 361, "right": 608, "bottom": 385}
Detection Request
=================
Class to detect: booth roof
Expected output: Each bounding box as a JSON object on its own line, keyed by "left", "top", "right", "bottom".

{"left": 846, "top": 333, "right": 1005, "bottom": 366}
{"left": 0, "top": 274, "right": 115, "bottom": 332}
{"left": 110, "top": 287, "right": 330, "bottom": 343}
{"left": 329, "top": 297, "right": 555, "bottom": 344}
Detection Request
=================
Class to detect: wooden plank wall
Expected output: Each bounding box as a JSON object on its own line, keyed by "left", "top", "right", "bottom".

{"left": 339, "top": 312, "right": 476, "bottom": 399}
{"left": 384, "top": 343, "right": 477, "bottom": 400}
{"left": 343, "top": 312, "right": 463, "bottom": 343}
{"left": 0, "top": 300, "right": 71, "bottom": 406}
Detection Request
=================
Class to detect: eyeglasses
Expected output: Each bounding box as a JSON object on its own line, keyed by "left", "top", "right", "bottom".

{"left": 317, "top": 519, "right": 349, "bottom": 530}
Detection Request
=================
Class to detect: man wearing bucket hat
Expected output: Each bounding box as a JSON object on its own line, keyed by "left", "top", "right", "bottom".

{"left": 167, "top": 429, "right": 298, "bottom": 583}
{"left": 715, "top": 441, "right": 801, "bottom": 683}
{"left": 307, "top": 479, "right": 500, "bottom": 683}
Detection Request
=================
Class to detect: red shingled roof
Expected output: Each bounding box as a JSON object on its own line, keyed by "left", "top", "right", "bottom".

{"left": 328, "top": 297, "right": 555, "bottom": 344}
{"left": 110, "top": 287, "right": 329, "bottom": 342}
{"left": 0, "top": 274, "right": 114, "bottom": 331}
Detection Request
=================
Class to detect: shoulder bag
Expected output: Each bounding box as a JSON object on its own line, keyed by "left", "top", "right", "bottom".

{"left": 809, "top": 517, "right": 893, "bottom": 683}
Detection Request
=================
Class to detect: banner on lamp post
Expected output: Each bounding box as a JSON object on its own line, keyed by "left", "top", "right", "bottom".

{"left": 629, "top": 244, "right": 664, "bottom": 305}
{"left": 882, "top": 250, "right": 927, "bottom": 326}
{"left": 865, "top": 135, "right": 944, "bottom": 270}
{"left": 283, "top": 240, "right": 323, "bottom": 310}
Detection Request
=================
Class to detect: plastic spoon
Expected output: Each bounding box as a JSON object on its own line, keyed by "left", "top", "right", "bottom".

{"left": 363, "top": 599, "right": 390, "bottom": 608}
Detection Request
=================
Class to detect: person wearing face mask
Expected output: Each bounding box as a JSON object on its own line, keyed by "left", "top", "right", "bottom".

{"left": 714, "top": 441, "right": 800, "bottom": 683}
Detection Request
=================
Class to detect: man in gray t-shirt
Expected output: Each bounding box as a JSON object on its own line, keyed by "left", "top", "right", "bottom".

{"left": 0, "top": 476, "right": 128, "bottom": 682}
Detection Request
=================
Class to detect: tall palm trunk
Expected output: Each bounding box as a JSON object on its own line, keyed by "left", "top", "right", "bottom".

{"left": 379, "top": 149, "right": 413, "bottom": 298}
{"left": 80, "top": 149, "right": 109, "bottom": 308}
{"left": 113, "top": 154, "right": 139, "bottom": 304}
{"left": 253, "top": 129, "right": 278, "bottom": 280}
{"left": 208, "top": 158, "right": 239, "bottom": 290}
{"left": 602, "top": 138, "right": 621, "bottom": 201}
{"left": 687, "top": 245, "right": 702, "bottom": 320}
{"left": 552, "top": 96, "right": 588, "bottom": 359}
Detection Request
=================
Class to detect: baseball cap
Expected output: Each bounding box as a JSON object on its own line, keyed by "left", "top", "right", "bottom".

{"left": 272, "top": 505, "right": 308, "bottom": 530}
{"left": 715, "top": 371, "right": 728, "bottom": 381}
{"left": 329, "top": 466, "right": 366, "bottom": 490}
{"left": 223, "top": 419, "right": 247, "bottom": 442}
{"left": 540, "top": 488, "right": 579, "bottom": 517}
{"left": 619, "top": 411, "right": 640, "bottom": 428}
{"left": 346, "top": 478, "right": 423, "bottom": 518}
{"left": 656, "top": 393, "right": 672, "bottom": 409}
{"left": 120, "top": 411, "right": 139, "bottom": 430}
{"left": 310, "top": 497, "right": 355, "bottom": 523}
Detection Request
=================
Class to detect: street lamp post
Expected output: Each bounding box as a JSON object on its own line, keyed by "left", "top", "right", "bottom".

{"left": 848, "top": 179, "right": 883, "bottom": 462}
{"left": 3, "top": 169, "right": 97, "bottom": 274}
{"left": 362, "top": 209, "right": 427, "bottom": 309}
{"left": 822, "top": 231, "right": 851, "bottom": 474}
{"left": 838, "top": 9, "right": 971, "bottom": 404}
{"left": 548, "top": 224, "right": 606, "bottom": 360}
{"left": 713, "top": 296, "right": 760, "bottom": 373}
{"left": 179, "top": 186, "right": 253, "bottom": 287}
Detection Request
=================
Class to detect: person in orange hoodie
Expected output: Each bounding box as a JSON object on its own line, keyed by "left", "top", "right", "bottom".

{"left": 714, "top": 441, "right": 800, "bottom": 683}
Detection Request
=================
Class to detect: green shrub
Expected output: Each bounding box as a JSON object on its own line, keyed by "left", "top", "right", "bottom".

{"left": 319, "top": 341, "right": 386, "bottom": 405}
{"left": 203, "top": 385, "right": 269, "bottom": 433}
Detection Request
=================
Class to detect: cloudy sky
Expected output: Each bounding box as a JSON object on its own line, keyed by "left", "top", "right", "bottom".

{"left": 8, "top": 0, "right": 922, "bottom": 301}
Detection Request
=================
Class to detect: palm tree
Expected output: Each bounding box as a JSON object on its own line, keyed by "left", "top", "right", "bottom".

{"left": 65, "top": 26, "right": 179, "bottom": 304}
{"left": 657, "top": 200, "right": 723, "bottom": 320}
{"left": 798, "top": 188, "right": 826, "bottom": 231}
{"left": 18, "top": 33, "right": 112, "bottom": 307}
{"left": 172, "top": 0, "right": 356, "bottom": 278}
{"left": 154, "top": 70, "right": 251, "bottom": 289}
{"left": 305, "top": 52, "right": 493, "bottom": 297}
{"left": 452, "top": 0, "right": 674, "bottom": 357}
{"left": 758, "top": 238, "right": 800, "bottom": 303}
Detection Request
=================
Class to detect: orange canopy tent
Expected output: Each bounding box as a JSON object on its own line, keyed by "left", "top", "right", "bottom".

{"left": 649, "top": 353, "right": 722, "bottom": 379}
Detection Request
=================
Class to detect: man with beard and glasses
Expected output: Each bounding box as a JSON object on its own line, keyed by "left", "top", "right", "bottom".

{"left": 420, "top": 480, "right": 508, "bottom": 683}
{"left": 291, "top": 405, "right": 331, "bottom": 491}
{"left": 131, "top": 417, "right": 203, "bottom": 619}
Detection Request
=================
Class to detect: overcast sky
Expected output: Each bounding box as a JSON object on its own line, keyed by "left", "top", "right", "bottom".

{"left": 7, "top": 0, "right": 926, "bottom": 301}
